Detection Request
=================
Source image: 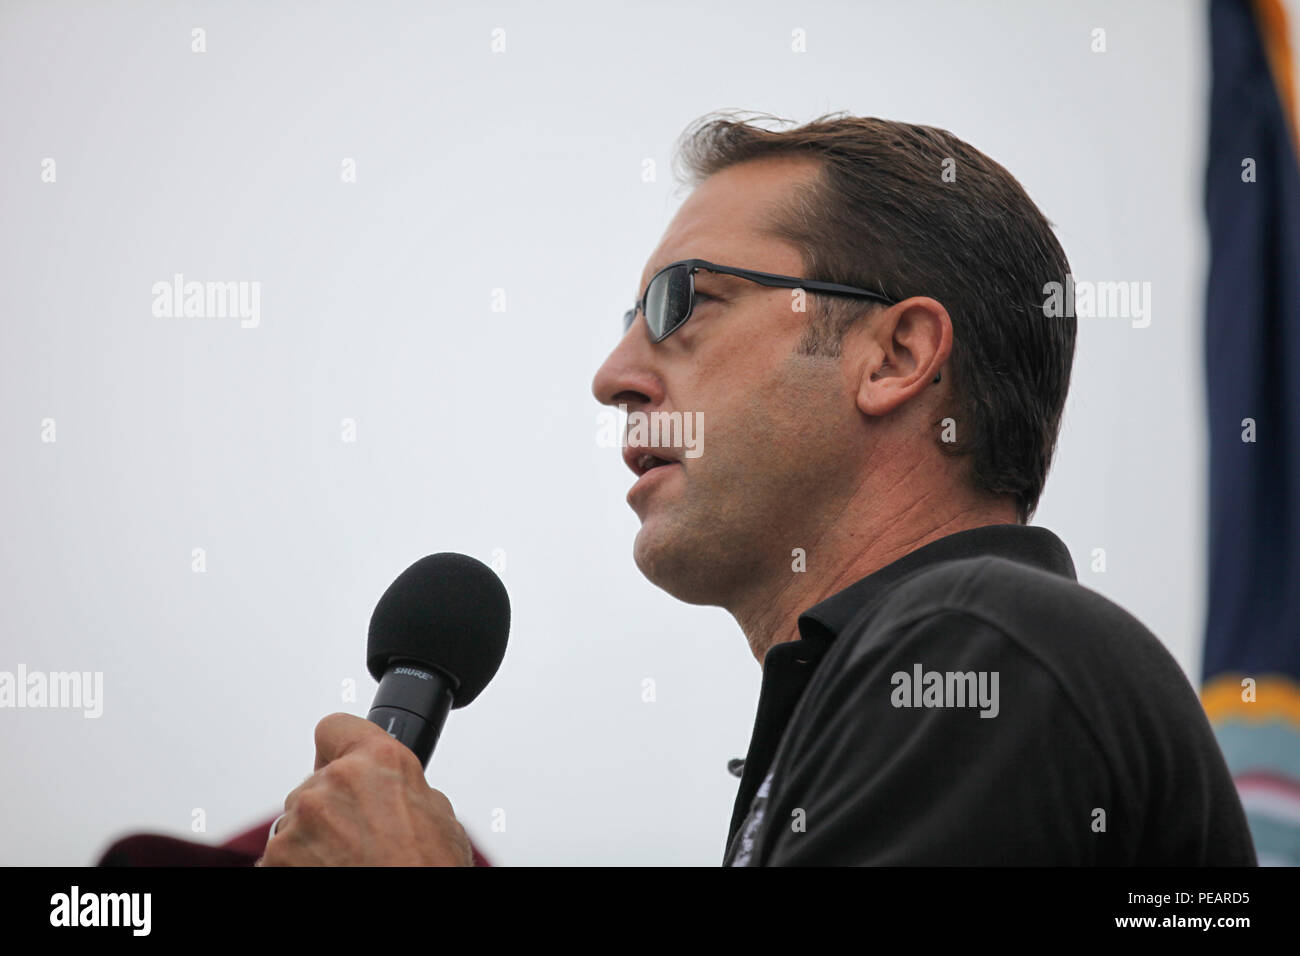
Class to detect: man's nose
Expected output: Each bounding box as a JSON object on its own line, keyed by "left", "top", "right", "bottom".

{"left": 591, "top": 326, "right": 664, "bottom": 410}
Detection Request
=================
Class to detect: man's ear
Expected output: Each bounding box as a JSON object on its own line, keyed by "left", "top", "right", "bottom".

{"left": 852, "top": 297, "right": 953, "bottom": 417}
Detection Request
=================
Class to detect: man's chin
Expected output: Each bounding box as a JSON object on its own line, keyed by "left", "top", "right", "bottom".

{"left": 631, "top": 516, "right": 720, "bottom": 606}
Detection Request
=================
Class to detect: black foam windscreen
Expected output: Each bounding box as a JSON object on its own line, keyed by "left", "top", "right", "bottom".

{"left": 366, "top": 552, "right": 510, "bottom": 708}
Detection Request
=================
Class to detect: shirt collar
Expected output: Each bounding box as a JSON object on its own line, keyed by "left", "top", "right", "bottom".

{"left": 726, "top": 523, "right": 1076, "bottom": 854}
{"left": 796, "top": 523, "right": 1076, "bottom": 644}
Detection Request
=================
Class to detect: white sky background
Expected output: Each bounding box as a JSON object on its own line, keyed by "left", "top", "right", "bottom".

{"left": 0, "top": 0, "right": 1288, "bottom": 865}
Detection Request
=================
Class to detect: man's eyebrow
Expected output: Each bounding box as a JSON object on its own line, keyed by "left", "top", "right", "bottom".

{"left": 696, "top": 268, "right": 743, "bottom": 285}
{"left": 633, "top": 261, "right": 667, "bottom": 298}
{"left": 633, "top": 259, "right": 680, "bottom": 299}
{"left": 633, "top": 258, "right": 742, "bottom": 298}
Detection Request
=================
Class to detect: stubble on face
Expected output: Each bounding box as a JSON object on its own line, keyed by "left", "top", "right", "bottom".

{"left": 632, "top": 345, "right": 861, "bottom": 610}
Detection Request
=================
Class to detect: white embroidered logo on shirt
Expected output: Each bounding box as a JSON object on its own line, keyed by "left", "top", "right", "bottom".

{"left": 731, "top": 770, "right": 774, "bottom": 867}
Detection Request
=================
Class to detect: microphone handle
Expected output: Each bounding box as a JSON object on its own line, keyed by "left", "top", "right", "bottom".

{"left": 366, "top": 663, "right": 455, "bottom": 769}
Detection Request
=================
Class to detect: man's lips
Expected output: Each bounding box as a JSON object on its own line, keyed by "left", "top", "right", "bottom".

{"left": 625, "top": 458, "right": 681, "bottom": 506}
{"left": 622, "top": 446, "right": 683, "bottom": 507}
{"left": 621, "top": 445, "right": 683, "bottom": 478}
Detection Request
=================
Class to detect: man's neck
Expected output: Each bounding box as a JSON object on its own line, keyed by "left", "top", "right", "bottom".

{"left": 731, "top": 496, "right": 1020, "bottom": 666}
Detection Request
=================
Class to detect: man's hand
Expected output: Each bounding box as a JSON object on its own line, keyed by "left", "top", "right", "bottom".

{"left": 256, "top": 712, "right": 473, "bottom": 866}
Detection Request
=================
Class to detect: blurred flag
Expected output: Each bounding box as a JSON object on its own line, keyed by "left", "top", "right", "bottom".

{"left": 1203, "top": 0, "right": 1300, "bottom": 866}
{"left": 96, "top": 815, "right": 494, "bottom": 866}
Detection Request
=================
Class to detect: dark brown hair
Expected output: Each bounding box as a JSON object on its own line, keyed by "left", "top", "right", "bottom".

{"left": 674, "top": 110, "right": 1075, "bottom": 523}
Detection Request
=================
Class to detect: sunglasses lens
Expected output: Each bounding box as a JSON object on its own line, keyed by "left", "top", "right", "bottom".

{"left": 645, "top": 265, "right": 692, "bottom": 340}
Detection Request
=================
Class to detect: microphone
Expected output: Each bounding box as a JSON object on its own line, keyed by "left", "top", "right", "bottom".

{"left": 365, "top": 553, "right": 510, "bottom": 769}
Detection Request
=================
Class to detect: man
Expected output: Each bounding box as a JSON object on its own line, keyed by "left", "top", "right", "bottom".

{"left": 260, "top": 112, "right": 1256, "bottom": 866}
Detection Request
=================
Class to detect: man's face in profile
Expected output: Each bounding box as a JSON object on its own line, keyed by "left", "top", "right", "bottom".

{"left": 592, "top": 155, "right": 876, "bottom": 612}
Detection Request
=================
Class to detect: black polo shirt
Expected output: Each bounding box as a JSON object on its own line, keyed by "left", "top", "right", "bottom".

{"left": 722, "top": 523, "right": 1257, "bottom": 866}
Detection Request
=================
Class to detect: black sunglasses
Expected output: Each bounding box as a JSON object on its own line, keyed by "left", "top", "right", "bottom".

{"left": 623, "top": 258, "right": 899, "bottom": 343}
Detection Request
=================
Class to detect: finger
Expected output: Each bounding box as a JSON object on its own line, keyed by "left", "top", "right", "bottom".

{"left": 313, "top": 712, "right": 388, "bottom": 771}
{"left": 279, "top": 770, "right": 322, "bottom": 813}
{"left": 426, "top": 786, "right": 455, "bottom": 818}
